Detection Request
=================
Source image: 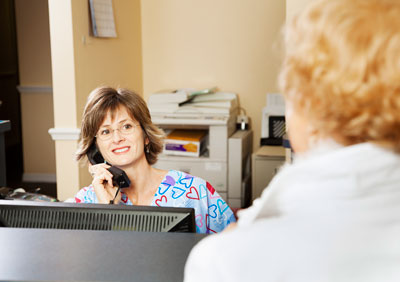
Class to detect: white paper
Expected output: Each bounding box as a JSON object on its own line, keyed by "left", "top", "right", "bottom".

{"left": 90, "top": 0, "right": 117, "bottom": 38}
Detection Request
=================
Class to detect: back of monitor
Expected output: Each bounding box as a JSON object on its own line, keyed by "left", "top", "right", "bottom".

{"left": 0, "top": 200, "right": 195, "bottom": 233}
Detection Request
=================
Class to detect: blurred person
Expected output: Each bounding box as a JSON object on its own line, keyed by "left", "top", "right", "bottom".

{"left": 184, "top": 0, "right": 400, "bottom": 280}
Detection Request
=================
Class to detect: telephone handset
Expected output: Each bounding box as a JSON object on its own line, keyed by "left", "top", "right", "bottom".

{"left": 87, "top": 143, "right": 131, "bottom": 203}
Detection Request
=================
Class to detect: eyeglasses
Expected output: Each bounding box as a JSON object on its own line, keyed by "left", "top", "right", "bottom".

{"left": 96, "top": 122, "right": 139, "bottom": 141}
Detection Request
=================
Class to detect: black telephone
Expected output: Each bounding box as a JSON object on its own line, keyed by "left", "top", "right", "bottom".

{"left": 87, "top": 143, "right": 131, "bottom": 191}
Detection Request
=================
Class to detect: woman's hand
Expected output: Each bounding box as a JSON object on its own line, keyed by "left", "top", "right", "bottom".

{"left": 223, "top": 222, "right": 238, "bottom": 233}
{"left": 88, "top": 163, "right": 121, "bottom": 204}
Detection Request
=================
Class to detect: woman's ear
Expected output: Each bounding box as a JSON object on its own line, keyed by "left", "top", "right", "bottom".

{"left": 143, "top": 136, "right": 150, "bottom": 154}
{"left": 142, "top": 127, "right": 149, "bottom": 145}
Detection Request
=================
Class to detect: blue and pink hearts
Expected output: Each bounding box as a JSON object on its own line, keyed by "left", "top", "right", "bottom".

{"left": 158, "top": 175, "right": 176, "bottom": 194}
{"left": 171, "top": 186, "right": 186, "bottom": 199}
{"left": 209, "top": 193, "right": 220, "bottom": 200}
{"left": 195, "top": 214, "right": 203, "bottom": 228}
{"left": 217, "top": 199, "right": 229, "bottom": 215}
{"left": 155, "top": 195, "right": 167, "bottom": 206}
{"left": 199, "top": 184, "right": 207, "bottom": 199}
{"left": 208, "top": 204, "right": 218, "bottom": 218}
{"left": 205, "top": 214, "right": 217, "bottom": 234}
{"left": 120, "top": 191, "right": 128, "bottom": 203}
{"left": 186, "top": 187, "right": 200, "bottom": 200}
{"left": 179, "top": 175, "right": 194, "bottom": 188}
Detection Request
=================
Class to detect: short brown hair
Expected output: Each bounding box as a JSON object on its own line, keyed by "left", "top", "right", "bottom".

{"left": 76, "top": 87, "right": 164, "bottom": 165}
{"left": 279, "top": 0, "right": 400, "bottom": 152}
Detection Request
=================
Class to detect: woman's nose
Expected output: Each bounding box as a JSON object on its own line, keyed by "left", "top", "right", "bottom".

{"left": 111, "top": 129, "right": 125, "bottom": 142}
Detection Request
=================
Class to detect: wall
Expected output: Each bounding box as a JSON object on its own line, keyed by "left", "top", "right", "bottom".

{"left": 141, "top": 0, "right": 286, "bottom": 151}
{"left": 72, "top": 0, "right": 143, "bottom": 123}
{"left": 14, "top": 0, "right": 56, "bottom": 182}
{"left": 48, "top": 0, "right": 143, "bottom": 200}
{"left": 22, "top": 0, "right": 299, "bottom": 199}
{"left": 72, "top": 0, "right": 143, "bottom": 192}
{"left": 286, "top": 0, "right": 316, "bottom": 20}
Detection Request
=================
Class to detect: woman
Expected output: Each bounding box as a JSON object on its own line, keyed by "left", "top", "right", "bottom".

{"left": 74, "top": 86, "right": 236, "bottom": 233}
{"left": 184, "top": 0, "right": 400, "bottom": 281}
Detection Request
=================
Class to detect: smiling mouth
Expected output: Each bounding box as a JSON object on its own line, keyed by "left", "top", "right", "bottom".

{"left": 112, "top": 147, "right": 130, "bottom": 154}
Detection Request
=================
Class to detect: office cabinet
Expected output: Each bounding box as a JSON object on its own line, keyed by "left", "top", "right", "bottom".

{"left": 251, "top": 146, "right": 285, "bottom": 201}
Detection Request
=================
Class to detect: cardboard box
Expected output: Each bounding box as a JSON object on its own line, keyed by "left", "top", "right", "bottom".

{"left": 164, "top": 130, "right": 208, "bottom": 157}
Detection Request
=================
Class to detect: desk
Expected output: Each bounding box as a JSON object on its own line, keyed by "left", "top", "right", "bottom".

{"left": 0, "top": 120, "right": 11, "bottom": 186}
{"left": 0, "top": 228, "right": 206, "bottom": 282}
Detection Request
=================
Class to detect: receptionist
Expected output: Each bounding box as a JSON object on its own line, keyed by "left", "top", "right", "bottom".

{"left": 74, "top": 86, "right": 236, "bottom": 233}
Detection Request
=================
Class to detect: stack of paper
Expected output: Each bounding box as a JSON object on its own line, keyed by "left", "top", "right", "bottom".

{"left": 148, "top": 89, "right": 239, "bottom": 118}
{"left": 180, "top": 92, "right": 238, "bottom": 115}
{"left": 148, "top": 89, "right": 192, "bottom": 105}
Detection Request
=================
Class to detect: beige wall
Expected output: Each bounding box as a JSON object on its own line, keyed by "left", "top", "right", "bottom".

{"left": 15, "top": 0, "right": 52, "bottom": 86}
{"left": 48, "top": 0, "right": 143, "bottom": 199}
{"left": 286, "top": 0, "right": 315, "bottom": 20}
{"left": 20, "top": 93, "right": 54, "bottom": 174}
{"left": 72, "top": 0, "right": 143, "bottom": 192}
{"left": 14, "top": 0, "right": 56, "bottom": 177}
{"left": 72, "top": 0, "right": 143, "bottom": 123}
{"left": 141, "top": 0, "right": 286, "bottom": 151}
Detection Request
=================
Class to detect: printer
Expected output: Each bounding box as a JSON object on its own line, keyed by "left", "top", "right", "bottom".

{"left": 260, "top": 93, "right": 286, "bottom": 146}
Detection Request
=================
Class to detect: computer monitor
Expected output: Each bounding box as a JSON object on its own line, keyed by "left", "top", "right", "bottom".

{"left": 0, "top": 200, "right": 195, "bottom": 233}
{"left": 0, "top": 213, "right": 6, "bottom": 227}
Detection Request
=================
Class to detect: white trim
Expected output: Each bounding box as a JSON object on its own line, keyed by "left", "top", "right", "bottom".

{"left": 22, "top": 173, "right": 57, "bottom": 183}
{"left": 17, "top": 85, "right": 53, "bottom": 94}
{"left": 48, "top": 128, "right": 80, "bottom": 140}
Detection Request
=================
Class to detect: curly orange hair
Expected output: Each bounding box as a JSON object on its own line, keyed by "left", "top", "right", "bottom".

{"left": 279, "top": 0, "right": 400, "bottom": 152}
